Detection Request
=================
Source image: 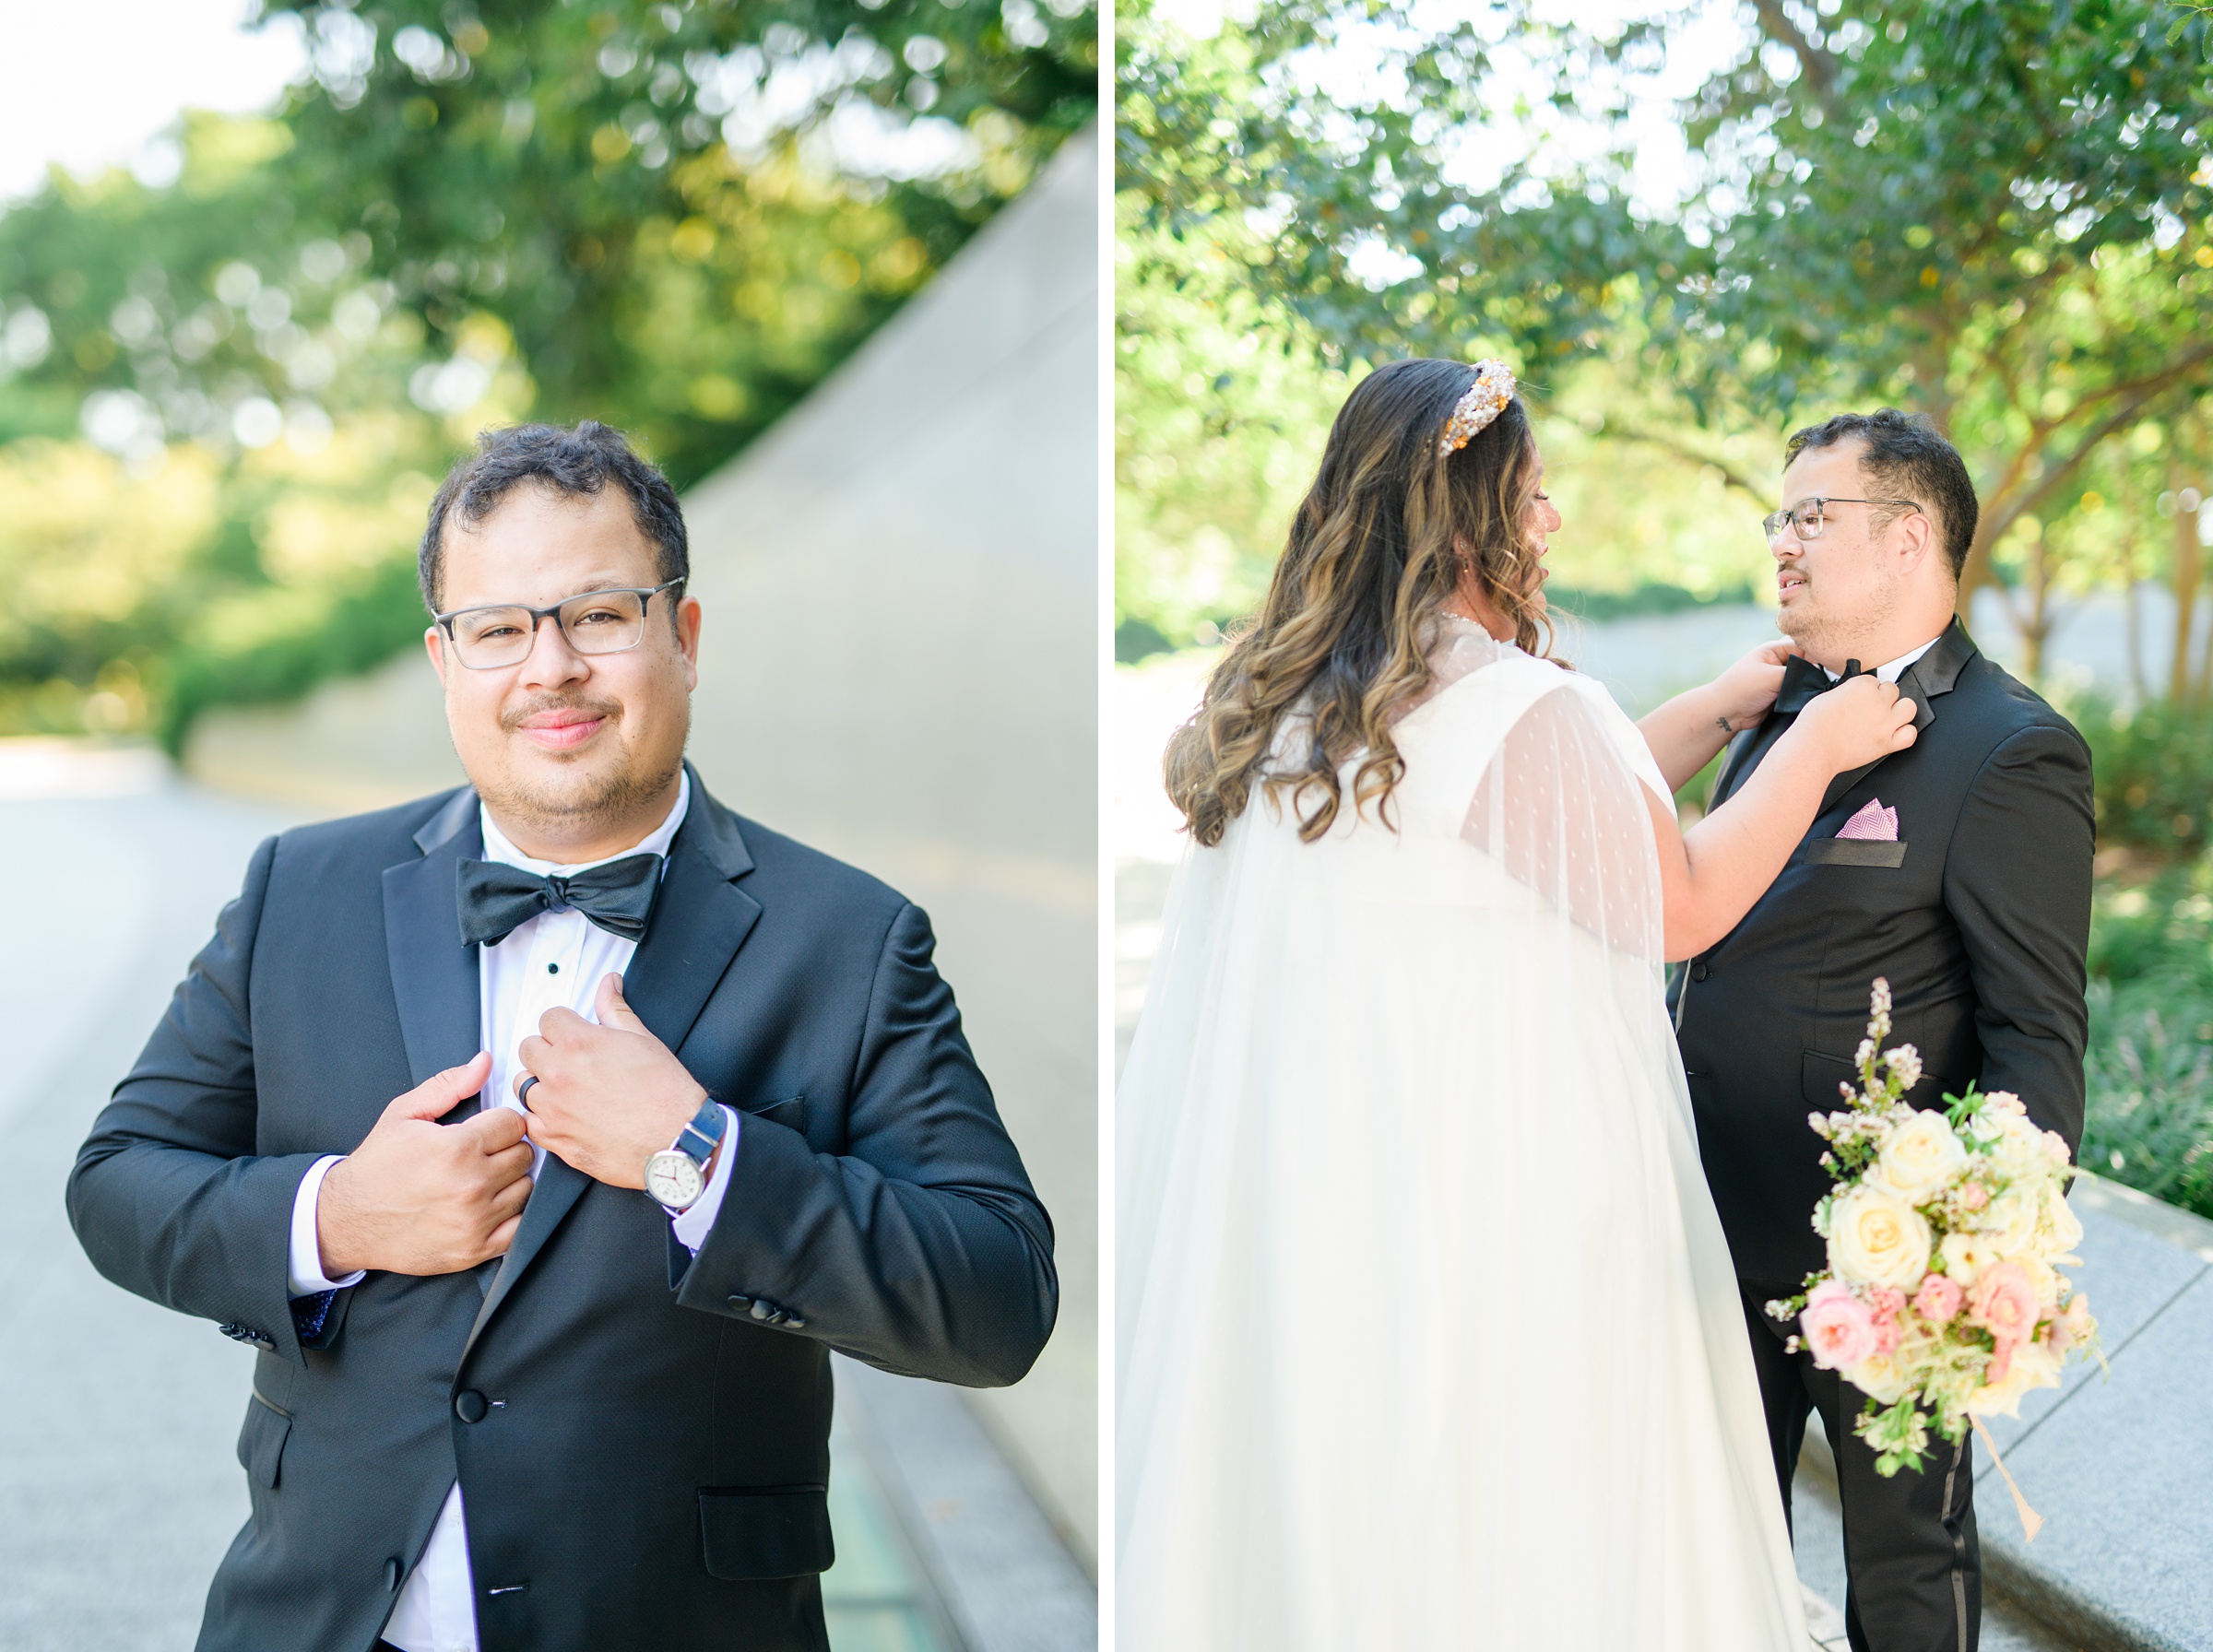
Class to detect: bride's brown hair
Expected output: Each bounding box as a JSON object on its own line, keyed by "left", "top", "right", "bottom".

{"left": 1166, "top": 358, "right": 1552, "bottom": 848}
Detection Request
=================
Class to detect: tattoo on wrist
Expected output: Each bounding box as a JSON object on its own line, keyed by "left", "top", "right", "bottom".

{"left": 1715, "top": 714, "right": 1734, "bottom": 737}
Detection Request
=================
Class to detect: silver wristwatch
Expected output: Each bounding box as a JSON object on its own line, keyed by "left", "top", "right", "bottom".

{"left": 645, "top": 1097, "right": 727, "bottom": 1210}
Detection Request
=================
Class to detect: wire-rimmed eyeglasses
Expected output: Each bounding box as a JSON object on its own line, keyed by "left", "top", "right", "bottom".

{"left": 433, "top": 580, "right": 685, "bottom": 670}
{"left": 1763, "top": 497, "right": 1924, "bottom": 544}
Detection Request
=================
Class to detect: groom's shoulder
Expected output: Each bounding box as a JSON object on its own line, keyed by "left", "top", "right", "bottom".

{"left": 265, "top": 785, "right": 472, "bottom": 873}
{"left": 704, "top": 793, "right": 914, "bottom": 926}
{"left": 1950, "top": 651, "right": 2089, "bottom": 764}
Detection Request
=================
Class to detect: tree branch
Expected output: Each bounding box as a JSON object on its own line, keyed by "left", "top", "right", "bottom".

{"left": 1749, "top": 0, "right": 1846, "bottom": 124}
{"left": 1600, "top": 420, "right": 1772, "bottom": 503}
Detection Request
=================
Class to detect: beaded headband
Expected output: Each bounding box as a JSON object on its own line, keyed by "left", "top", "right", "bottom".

{"left": 1438, "top": 360, "right": 1518, "bottom": 456}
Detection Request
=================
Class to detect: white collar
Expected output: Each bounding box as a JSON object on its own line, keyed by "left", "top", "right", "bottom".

{"left": 1823, "top": 634, "right": 1942, "bottom": 685}
{"left": 479, "top": 768, "right": 691, "bottom": 876}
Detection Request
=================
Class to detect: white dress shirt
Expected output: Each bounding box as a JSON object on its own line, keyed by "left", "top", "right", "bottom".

{"left": 284, "top": 772, "right": 740, "bottom": 1652}
{"left": 1822, "top": 635, "right": 1940, "bottom": 684}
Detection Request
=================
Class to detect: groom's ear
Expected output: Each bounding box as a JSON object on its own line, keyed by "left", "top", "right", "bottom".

{"left": 1892, "top": 507, "right": 1940, "bottom": 578}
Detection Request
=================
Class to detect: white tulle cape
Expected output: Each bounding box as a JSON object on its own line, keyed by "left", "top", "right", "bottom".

{"left": 1117, "top": 625, "right": 1807, "bottom": 1650}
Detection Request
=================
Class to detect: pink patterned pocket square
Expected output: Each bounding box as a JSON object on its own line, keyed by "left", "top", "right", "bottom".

{"left": 1837, "top": 798, "right": 1899, "bottom": 842}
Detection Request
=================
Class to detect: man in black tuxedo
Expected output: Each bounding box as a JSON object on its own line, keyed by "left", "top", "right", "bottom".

{"left": 67, "top": 421, "right": 1057, "bottom": 1652}
{"left": 1671, "top": 410, "right": 2093, "bottom": 1652}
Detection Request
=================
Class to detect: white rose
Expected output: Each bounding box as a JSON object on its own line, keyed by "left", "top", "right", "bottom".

{"left": 1939, "top": 1231, "right": 2001, "bottom": 1287}
{"left": 1868, "top": 1111, "right": 1968, "bottom": 1203}
{"left": 1993, "top": 1116, "right": 2047, "bottom": 1179}
{"left": 1980, "top": 1187, "right": 2041, "bottom": 1252}
{"left": 2041, "top": 1183, "right": 2084, "bottom": 1253}
{"left": 1828, "top": 1185, "right": 1935, "bottom": 1290}
{"left": 1965, "top": 1339, "right": 2064, "bottom": 1419}
{"left": 1844, "top": 1349, "right": 1911, "bottom": 1405}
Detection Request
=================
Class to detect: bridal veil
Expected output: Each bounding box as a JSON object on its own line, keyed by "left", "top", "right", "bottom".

{"left": 1117, "top": 622, "right": 1806, "bottom": 1649}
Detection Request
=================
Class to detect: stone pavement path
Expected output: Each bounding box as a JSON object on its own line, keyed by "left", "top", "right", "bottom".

{"left": 0, "top": 760, "right": 953, "bottom": 1651}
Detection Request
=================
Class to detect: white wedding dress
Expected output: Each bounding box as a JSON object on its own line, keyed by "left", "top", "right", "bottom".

{"left": 1118, "top": 619, "right": 1807, "bottom": 1649}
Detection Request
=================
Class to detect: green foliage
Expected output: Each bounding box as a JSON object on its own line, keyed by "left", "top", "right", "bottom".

{"left": 2075, "top": 692, "right": 2213, "bottom": 855}
{"left": 0, "top": 0, "right": 1095, "bottom": 742}
{"left": 2084, "top": 860, "right": 2213, "bottom": 1218}
{"left": 1116, "top": 0, "right": 2213, "bottom": 668}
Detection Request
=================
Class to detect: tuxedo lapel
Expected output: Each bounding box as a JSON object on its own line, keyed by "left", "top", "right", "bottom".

{"left": 461, "top": 768, "right": 761, "bottom": 1363}
{"left": 381, "top": 788, "right": 483, "bottom": 1090}
{"left": 621, "top": 770, "right": 763, "bottom": 1059}
{"left": 1718, "top": 620, "right": 1978, "bottom": 818}
{"left": 1813, "top": 620, "right": 1974, "bottom": 818}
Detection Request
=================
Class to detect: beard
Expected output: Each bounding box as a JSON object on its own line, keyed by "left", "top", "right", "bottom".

{"left": 1779, "top": 570, "right": 1899, "bottom": 658}
{"left": 477, "top": 691, "right": 686, "bottom": 843}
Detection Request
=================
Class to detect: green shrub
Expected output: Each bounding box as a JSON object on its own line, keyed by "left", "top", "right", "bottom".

{"left": 2073, "top": 693, "right": 2213, "bottom": 855}
{"left": 2082, "top": 858, "right": 2213, "bottom": 1219}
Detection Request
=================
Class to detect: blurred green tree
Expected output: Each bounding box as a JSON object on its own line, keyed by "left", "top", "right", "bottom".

{"left": 0, "top": 0, "right": 1095, "bottom": 743}
{"left": 1668, "top": 0, "right": 2213, "bottom": 609}
{"left": 1116, "top": 0, "right": 2213, "bottom": 677}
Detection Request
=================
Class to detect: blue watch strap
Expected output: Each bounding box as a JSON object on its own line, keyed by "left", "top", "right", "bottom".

{"left": 672, "top": 1097, "right": 725, "bottom": 1165}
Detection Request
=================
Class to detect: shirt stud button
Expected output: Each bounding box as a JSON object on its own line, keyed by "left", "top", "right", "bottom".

{"left": 548, "top": 962, "right": 559, "bottom": 974}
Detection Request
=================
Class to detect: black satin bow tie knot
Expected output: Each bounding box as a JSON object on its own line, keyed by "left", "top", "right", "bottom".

{"left": 1773, "top": 655, "right": 1865, "bottom": 715}
{"left": 455, "top": 853, "right": 664, "bottom": 948}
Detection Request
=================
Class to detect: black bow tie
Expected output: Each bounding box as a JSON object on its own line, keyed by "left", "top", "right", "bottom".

{"left": 456, "top": 854, "right": 664, "bottom": 948}
{"left": 1773, "top": 655, "right": 1866, "bottom": 715}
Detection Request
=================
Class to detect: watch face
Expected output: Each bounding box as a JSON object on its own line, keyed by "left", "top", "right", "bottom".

{"left": 645, "top": 1150, "right": 705, "bottom": 1210}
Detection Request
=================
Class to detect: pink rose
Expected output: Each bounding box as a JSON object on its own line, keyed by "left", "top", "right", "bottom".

{"left": 1868, "top": 1287, "right": 1906, "bottom": 1355}
{"left": 1913, "top": 1274, "right": 1965, "bottom": 1324}
{"left": 1802, "top": 1282, "right": 1878, "bottom": 1371}
{"left": 1969, "top": 1261, "right": 2040, "bottom": 1348}
{"left": 1959, "top": 1182, "right": 1990, "bottom": 1211}
{"left": 2046, "top": 1292, "right": 2093, "bottom": 1354}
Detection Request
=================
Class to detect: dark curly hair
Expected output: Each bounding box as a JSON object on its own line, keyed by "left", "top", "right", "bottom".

{"left": 419, "top": 420, "right": 688, "bottom": 611}
{"left": 1784, "top": 408, "right": 1979, "bottom": 579}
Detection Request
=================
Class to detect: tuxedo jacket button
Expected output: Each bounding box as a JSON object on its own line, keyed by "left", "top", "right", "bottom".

{"left": 749, "top": 1299, "right": 773, "bottom": 1320}
{"left": 384, "top": 1556, "right": 403, "bottom": 1592}
{"left": 727, "top": 1294, "right": 751, "bottom": 1311}
{"left": 786, "top": 1315, "right": 807, "bottom": 1329}
{"left": 455, "top": 1389, "right": 489, "bottom": 1423}
{"left": 1689, "top": 962, "right": 1710, "bottom": 982}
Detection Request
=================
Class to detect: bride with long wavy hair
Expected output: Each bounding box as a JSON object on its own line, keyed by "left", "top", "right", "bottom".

{"left": 1117, "top": 357, "right": 1918, "bottom": 1648}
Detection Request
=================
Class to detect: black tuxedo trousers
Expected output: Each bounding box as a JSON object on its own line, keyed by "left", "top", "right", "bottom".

{"left": 66, "top": 768, "right": 1057, "bottom": 1652}
{"left": 1671, "top": 622, "right": 2093, "bottom": 1652}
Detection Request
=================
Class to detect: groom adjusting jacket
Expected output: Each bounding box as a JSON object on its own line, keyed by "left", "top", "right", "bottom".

{"left": 66, "top": 421, "right": 1057, "bottom": 1652}
{"left": 1672, "top": 410, "right": 2091, "bottom": 1652}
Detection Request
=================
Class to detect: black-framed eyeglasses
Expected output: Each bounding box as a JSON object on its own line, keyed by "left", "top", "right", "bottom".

{"left": 1763, "top": 497, "right": 1924, "bottom": 543}
{"left": 434, "top": 580, "right": 685, "bottom": 670}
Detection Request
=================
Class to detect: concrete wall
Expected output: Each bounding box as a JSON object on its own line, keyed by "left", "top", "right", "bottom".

{"left": 188, "top": 124, "right": 1099, "bottom": 1559}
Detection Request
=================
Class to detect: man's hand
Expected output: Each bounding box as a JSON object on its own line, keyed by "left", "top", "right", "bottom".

{"left": 516, "top": 974, "right": 709, "bottom": 1191}
{"left": 316, "top": 1052, "right": 533, "bottom": 1277}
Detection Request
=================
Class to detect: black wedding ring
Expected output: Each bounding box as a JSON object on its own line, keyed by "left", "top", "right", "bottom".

{"left": 515, "top": 1074, "right": 538, "bottom": 1104}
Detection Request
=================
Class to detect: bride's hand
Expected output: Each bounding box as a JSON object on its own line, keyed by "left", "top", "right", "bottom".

{"left": 1790, "top": 675, "right": 1919, "bottom": 772}
{"left": 1708, "top": 641, "right": 1794, "bottom": 733}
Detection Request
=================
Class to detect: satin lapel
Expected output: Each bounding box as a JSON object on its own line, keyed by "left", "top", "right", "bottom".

{"left": 620, "top": 768, "right": 762, "bottom": 1059}
{"left": 1710, "top": 723, "right": 1765, "bottom": 808}
{"left": 381, "top": 789, "right": 483, "bottom": 1090}
{"left": 462, "top": 1154, "right": 587, "bottom": 1359}
{"left": 1813, "top": 620, "right": 1974, "bottom": 818}
{"left": 460, "top": 770, "right": 759, "bottom": 1364}
{"left": 1713, "top": 714, "right": 1793, "bottom": 809}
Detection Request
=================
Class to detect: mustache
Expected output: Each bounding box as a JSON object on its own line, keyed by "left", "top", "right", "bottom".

{"left": 500, "top": 692, "right": 623, "bottom": 734}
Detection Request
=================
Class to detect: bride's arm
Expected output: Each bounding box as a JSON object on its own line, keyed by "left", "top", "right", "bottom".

{"left": 1637, "top": 641, "right": 1795, "bottom": 792}
{"left": 1644, "top": 677, "right": 1919, "bottom": 960}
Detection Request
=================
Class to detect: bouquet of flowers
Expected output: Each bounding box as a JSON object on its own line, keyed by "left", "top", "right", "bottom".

{"left": 1767, "top": 979, "right": 2101, "bottom": 1487}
